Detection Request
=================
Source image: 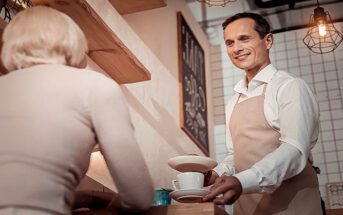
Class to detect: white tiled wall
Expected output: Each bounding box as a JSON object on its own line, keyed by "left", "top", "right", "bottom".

{"left": 210, "top": 45, "right": 227, "bottom": 163}
{"left": 210, "top": 22, "right": 343, "bottom": 208}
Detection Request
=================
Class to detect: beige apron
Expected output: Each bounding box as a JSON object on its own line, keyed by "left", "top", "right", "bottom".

{"left": 229, "top": 84, "right": 322, "bottom": 215}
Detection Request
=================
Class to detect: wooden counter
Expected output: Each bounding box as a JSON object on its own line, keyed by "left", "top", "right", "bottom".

{"left": 73, "top": 202, "right": 228, "bottom": 215}
{"left": 74, "top": 177, "right": 228, "bottom": 215}
{"left": 326, "top": 208, "right": 343, "bottom": 215}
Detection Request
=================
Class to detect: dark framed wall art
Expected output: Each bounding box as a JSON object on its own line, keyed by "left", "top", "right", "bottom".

{"left": 177, "top": 12, "right": 209, "bottom": 156}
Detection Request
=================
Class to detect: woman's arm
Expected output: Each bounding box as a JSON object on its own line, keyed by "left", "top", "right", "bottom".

{"left": 89, "top": 76, "right": 154, "bottom": 212}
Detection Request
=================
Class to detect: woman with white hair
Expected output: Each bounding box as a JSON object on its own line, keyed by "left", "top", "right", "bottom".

{"left": 0, "top": 6, "right": 154, "bottom": 215}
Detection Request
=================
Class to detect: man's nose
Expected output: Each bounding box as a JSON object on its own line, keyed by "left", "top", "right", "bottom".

{"left": 233, "top": 42, "right": 243, "bottom": 53}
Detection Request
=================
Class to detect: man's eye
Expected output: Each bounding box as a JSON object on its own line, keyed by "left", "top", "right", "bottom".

{"left": 241, "top": 36, "right": 249, "bottom": 41}
{"left": 226, "top": 41, "right": 233, "bottom": 47}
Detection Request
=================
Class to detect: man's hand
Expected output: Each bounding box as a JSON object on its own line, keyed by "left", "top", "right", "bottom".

{"left": 204, "top": 170, "right": 219, "bottom": 187}
{"left": 202, "top": 176, "right": 242, "bottom": 205}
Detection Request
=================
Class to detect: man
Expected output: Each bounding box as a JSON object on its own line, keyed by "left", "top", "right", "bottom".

{"left": 203, "top": 13, "right": 323, "bottom": 215}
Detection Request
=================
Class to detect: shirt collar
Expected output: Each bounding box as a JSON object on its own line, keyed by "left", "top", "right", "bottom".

{"left": 234, "top": 64, "right": 277, "bottom": 94}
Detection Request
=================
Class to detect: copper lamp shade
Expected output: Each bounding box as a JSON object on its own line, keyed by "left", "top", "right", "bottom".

{"left": 303, "top": 6, "right": 343, "bottom": 54}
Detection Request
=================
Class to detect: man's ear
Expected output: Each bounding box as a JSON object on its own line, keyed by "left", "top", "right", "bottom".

{"left": 265, "top": 33, "right": 273, "bottom": 50}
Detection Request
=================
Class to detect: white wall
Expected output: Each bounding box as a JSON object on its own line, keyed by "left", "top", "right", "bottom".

{"left": 84, "top": 0, "right": 215, "bottom": 191}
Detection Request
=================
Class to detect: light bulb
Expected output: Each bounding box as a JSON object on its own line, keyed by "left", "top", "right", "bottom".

{"left": 318, "top": 24, "right": 327, "bottom": 36}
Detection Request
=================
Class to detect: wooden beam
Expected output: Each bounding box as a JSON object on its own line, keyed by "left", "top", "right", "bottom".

{"left": 109, "top": 0, "right": 166, "bottom": 15}
{"left": 30, "top": 0, "right": 151, "bottom": 84}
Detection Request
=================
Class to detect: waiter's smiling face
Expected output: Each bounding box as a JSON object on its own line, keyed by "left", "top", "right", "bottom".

{"left": 224, "top": 18, "right": 272, "bottom": 75}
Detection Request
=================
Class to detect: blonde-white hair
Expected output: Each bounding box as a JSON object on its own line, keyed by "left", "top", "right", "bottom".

{"left": 1, "top": 6, "right": 88, "bottom": 71}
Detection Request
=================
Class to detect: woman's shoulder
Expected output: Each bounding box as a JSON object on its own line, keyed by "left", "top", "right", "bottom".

{"left": 55, "top": 65, "right": 120, "bottom": 87}
{"left": 41, "top": 64, "right": 121, "bottom": 92}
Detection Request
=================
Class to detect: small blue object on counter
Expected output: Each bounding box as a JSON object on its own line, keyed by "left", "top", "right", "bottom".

{"left": 152, "top": 188, "right": 173, "bottom": 206}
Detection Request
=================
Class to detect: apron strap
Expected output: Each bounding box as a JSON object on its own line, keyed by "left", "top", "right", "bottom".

{"left": 235, "top": 83, "right": 268, "bottom": 105}
{"left": 235, "top": 93, "right": 241, "bottom": 105}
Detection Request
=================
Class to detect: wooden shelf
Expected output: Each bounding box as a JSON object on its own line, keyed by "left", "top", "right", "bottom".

{"left": 30, "top": 0, "right": 151, "bottom": 84}
{"left": 109, "top": 0, "right": 166, "bottom": 15}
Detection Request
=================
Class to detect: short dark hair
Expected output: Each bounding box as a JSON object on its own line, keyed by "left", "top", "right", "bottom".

{"left": 222, "top": 12, "right": 270, "bottom": 39}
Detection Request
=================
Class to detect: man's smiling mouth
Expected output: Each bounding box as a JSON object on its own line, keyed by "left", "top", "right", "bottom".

{"left": 234, "top": 53, "right": 250, "bottom": 60}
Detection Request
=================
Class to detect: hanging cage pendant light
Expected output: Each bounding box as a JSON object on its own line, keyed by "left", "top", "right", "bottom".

{"left": 195, "top": 0, "right": 236, "bottom": 7}
{"left": 303, "top": 0, "right": 343, "bottom": 54}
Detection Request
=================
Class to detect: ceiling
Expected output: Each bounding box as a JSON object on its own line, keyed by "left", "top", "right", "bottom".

{"left": 186, "top": 0, "right": 343, "bottom": 45}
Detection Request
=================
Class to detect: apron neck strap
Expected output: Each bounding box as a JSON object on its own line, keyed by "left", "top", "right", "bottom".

{"left": 235, "top": 83, "right": 268, "bottom": 105}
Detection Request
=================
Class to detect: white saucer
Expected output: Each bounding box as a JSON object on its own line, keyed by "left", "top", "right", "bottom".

{"left": 169, "top": 189, "right": 210, "bottom": 203}
{"left": 168, "top": 155, "right": 217, "bottom": 173}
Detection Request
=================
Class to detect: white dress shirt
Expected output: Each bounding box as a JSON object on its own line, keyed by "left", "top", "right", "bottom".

{"left": 214, "top": 64, "right": 319, "bottom": 194}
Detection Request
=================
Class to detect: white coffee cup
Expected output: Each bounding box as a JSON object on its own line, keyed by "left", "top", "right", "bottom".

{"left": 172, "top": 172, "right": 204, "bottom": 190}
